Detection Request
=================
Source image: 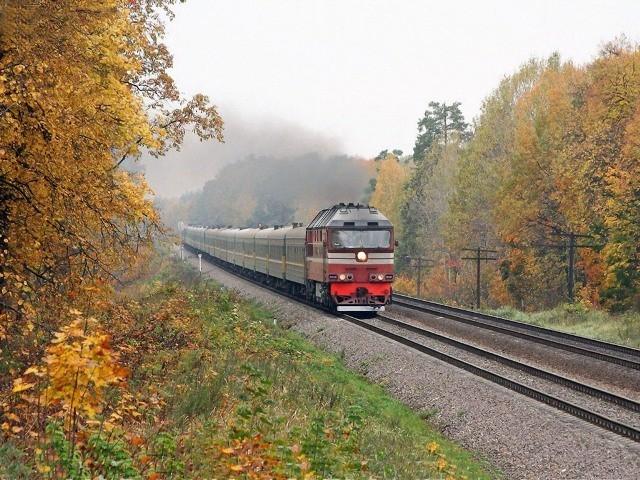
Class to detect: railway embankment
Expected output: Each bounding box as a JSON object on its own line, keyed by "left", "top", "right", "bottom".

{"left": 105, "top": 255, "right": 491, "bottom": 479}
{"left": 186, "top": 252, "right": 640, "bottom": 480}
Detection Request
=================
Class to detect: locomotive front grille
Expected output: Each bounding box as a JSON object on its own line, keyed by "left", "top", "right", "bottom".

{"left": 335, "top": 295, "right": 387, "bottom": 305}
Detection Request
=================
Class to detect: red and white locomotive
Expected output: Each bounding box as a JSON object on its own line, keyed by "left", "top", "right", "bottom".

{"left": 182, "top": 203, "right": 395, "bottom": 313}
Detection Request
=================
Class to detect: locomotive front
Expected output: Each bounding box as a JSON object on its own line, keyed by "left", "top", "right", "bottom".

{"left": 306, "top": 203, "right": 395, "bottom": 312}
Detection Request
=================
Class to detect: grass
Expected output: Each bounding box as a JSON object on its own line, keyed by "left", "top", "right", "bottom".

{"left": 1, "top": 255, "right": 495, "bottom": 478}
{"left": 486, "top": 303, "right": 640, "bottom": 348}
{"left": 130, "top": 258, "right": 495, "bottom": 479}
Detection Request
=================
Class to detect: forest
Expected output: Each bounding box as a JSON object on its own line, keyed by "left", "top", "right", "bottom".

{"left": 383, "top": 43, "right": 640, "bottom": 314}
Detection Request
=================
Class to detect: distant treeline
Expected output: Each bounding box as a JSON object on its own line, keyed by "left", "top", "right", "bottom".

{"left": 156, "top": 153, "right": 372, "bottom": 228}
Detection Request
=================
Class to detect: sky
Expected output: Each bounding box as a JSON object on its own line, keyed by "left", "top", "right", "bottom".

{"left": 147, "top": 0, "right": 640, "bottom": 197}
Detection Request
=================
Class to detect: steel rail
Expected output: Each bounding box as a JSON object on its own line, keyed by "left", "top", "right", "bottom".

{"left": 375, "top": 313, "right": 640, "bottom": 413}
{"left": 339, "top": 314, "right": 640, "bottom": 443}
{"left": 393, "top": 294, "right": 640, "bottom": 371}
{"left": 181, "top": 247, "right": 640, "bottom": 443}
{"left": 394, "top": 293, "right": 640, "bottom": 358}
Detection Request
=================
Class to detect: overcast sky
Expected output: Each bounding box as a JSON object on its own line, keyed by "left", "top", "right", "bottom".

{"left": 149, "top": 0, "right": 640, "bottom": 196}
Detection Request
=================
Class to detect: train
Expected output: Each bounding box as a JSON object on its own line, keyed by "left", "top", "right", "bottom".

{"left": 181, "top": 203, "right": 395, "bottom": 313}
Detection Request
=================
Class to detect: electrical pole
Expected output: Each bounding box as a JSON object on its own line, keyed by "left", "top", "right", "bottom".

{"left": 403, "top": 255, "right": 435, "bottom": 298}
{"left": 568, "top": 233, "right": 575, "bottom": 302}
{"left": 462, "top": 247, "right": 497, "bottom": 309}
{"left": 550, "top": 231, "right": 595, "bottom": 303}
{"left": 416, "top": 256, "right": 422, "bottom": 297}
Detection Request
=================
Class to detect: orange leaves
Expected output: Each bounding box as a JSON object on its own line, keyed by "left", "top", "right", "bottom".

{"left": 437, "top": 456, "right": 448, "bottom": 471}
{"left": 425, "top": 441, "right": 465, "bottom": 479}
{"left": 215, "top": 435, "right": 284, "bottom": 479}
{"left": 11, "top": 377, "right": 36, "bottom": 394}
{"left": 0, "top": 0, "right": 221, "bottom": 372}
{"left": 37, "top": 313, "right": 127, "bottom": 420}
{"left": 130, "top": 435, "right": 145, "bottom": 447}
{"left": 426, "top": 441, "right": 439, "bottom": 455}
{"left": 370, "top": 153, "right": 410, "bottom": 236}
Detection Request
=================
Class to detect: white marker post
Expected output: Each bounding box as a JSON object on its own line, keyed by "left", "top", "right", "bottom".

{"left": 198, "top": 253, "right": 202, "bottom": 275}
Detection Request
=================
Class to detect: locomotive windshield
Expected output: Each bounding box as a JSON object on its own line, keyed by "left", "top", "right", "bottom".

{"left": 331, "top": 229, "right": 391, "bottom": 249}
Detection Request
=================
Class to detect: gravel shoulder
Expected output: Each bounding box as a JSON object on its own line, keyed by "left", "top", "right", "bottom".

{"left": 186, "top": 254, "right": 640, "bottom": 480}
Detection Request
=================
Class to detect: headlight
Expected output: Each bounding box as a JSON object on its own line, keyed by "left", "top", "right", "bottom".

{"left": 377, "top": 274, "right": 384, "bottom": 281}
{"left": 339, "top": 273, "right": 347, "bottom": 281}
{"left": 356, "top": 251, "right": 367, "bottom": 262}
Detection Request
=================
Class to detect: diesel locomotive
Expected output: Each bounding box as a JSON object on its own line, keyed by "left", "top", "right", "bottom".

{"left": 181, "top": 203, "right": 395, "bottom": 312}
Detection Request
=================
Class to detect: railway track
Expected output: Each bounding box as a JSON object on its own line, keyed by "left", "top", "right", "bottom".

{"left": 393, "top": 293, "right": 640, "bottom": 371}
{"left": 375, "top": 312, "right": 640, "bottom": 413}
{"left": 182, "top": 249, "right": 640, "bottom": 443}
{"left": 341, "top": 314, "right": 640, "bottom": 442}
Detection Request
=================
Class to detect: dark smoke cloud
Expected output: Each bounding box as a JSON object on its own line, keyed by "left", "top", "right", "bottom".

{"left": 141, "top": 107, "right": 344, "bottom": 198}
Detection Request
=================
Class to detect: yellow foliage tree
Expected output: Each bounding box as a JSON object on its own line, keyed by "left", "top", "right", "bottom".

{"left": 370, "top": 154, "right": 409, "bottom": 237}
{"left": 495, "top": 41, "right": 640, "bottom": 309}
{"left": 0, "top": 1, "right": 223, "bottom": 353}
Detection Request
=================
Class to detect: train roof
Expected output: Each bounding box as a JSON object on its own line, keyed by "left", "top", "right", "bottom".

{"left": 255, "top": 223, "right": 305, "bottom": 240}
{"left": 307, "top": 203, "right": 392, "bottom": 229}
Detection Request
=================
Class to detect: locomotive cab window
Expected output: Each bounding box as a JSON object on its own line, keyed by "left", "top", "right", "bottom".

{"left": 331, "top": 229, "right": 391, "bottom": 249}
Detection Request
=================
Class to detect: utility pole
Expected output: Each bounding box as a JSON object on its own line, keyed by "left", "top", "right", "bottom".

{"left": 416, "top": 256, "right": 422, "bottom": 297}
{"left": 403, "top": 255, "right": 435, "bottom": 298}
{"left": 550, "top": 231, "right": 595, "bottom": 303}
{"left": 462, "top": 247, "right": 497, "bottom": 309}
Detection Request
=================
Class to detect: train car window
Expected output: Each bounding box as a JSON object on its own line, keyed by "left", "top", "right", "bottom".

{"left": 331, "top": 230, "right": 391, "bottom": 249}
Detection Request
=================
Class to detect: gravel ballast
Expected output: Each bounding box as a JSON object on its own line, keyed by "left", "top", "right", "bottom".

{"left": 185, "top": 254, "right": 640, "bottom": 479}
{"left": 391, "top": 304, "right": 640, "bottom": 401}
{"left": 370, "top": 313, "right": 640, "bottom": 430}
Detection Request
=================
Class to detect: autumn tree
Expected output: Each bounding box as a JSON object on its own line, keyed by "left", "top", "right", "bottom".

{"left": 489, "top": 41, "right": 640, "bottom": 310}
{"left": 444, "top": 58, "right": 550, "bottom": 307}
{"left": 444, "top": 42, "right": 640, "bottom": 311}
{"left": 577, "top": 40, "right": 640, "bottom": 309}
{"left": 0, "top": 1, "right": 223, "bottom": 362}
{"left": 400, "top": 101, "right": 469, "bottom": 259}
{"left": 446, "top": 58, "right": 547, "bottom": 250}
{"left": 369, "top": 153, "right": 409, "bottom": 237}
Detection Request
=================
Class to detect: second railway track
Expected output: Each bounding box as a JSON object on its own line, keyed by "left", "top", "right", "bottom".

{"left": 374, "top": 312, "right": 640, "bottom": 413}
{"left": 340, "top": 313, "right": 640, "bottom": 443}
{"left": 393, "top": 293, "right": 640, "bottom": 371}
